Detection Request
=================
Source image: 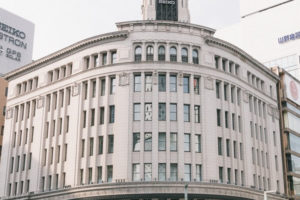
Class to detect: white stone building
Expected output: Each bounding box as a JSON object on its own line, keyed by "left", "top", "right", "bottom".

{"left": 0, "top": 0, "right": 286, "bottom": 199}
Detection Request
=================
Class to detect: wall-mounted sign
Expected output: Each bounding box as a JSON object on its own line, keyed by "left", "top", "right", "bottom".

{"left": 0, "top": 8, "right": 34, "bottom": 74}
{"left": 285, "top": 74, "right": 300, "bottom": 105}
{"left": 156, "top": 0, "right": 178, "bottom": 21}
{"left": 278, "top": 31, "right": 300, "bottom": 44}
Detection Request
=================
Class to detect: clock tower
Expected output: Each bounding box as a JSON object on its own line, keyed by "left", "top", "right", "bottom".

{"left": 142, "top": 0, "right": 190, "bottom": 23}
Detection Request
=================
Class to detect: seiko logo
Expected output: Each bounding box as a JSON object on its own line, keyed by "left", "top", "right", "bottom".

{"left": 159, "top": 0, "right": 176, "bottom": 5}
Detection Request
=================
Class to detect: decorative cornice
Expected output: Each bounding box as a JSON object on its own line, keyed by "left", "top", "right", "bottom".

{"left": 4, "top": 31, "right": 129, "bottom": 81}
{"left": 116, "top": 20, "right": 216, "bottom": 35}
{"left": 205, "top": 36, "right": 280, "bottom": 81}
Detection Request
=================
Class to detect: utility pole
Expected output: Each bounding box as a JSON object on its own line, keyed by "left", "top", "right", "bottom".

{"left": 264, "top": 190, "right": 276, "bottom": 200}
{"left": 184, "top": 184, "right": 188, "bottom": 200}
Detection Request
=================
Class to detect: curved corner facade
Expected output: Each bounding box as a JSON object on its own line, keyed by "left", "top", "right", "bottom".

{"left": 0, "top": 20, "right": 285, "bottom": 200}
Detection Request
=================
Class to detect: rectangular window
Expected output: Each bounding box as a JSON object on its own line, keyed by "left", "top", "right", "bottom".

{"left": 227, "top": 168, "right": 231, "bottom": 184}
{"left": 226, "top": 139, "right": 230, "bottom": 157}
{"left": 184, "top": 104, "right": 190, "bottom": 122}
{"left": 83, "top": 111, "right": 87, "bottom": 128}
{"left": 80, "top": 169, "right": 84, "bottom": 185}
{"left": 109, "top": 105, "right": 115, "bottom": 123}
{"left": 89, "top": 137, "right": 94, "bottom": 156}
{"left": 170, "top": 132, "right": 177, "bottom": 151}
{"left": 102, "top": 53, "right": 107, "bottom": 65}
{"left": 240, "top": 143, "right": 243, "bottom": 160}
{"left": 232, "top": 113, "right": 235, "bottom": 130}
{"left": 250, "top": 121, "right": 253, "bottom": 137}
{"left": 158, "top": 163, "right": 166, "bottom": 181}
{"left": 170, "top": 103, "right": 177, "bottom": 121}
{"left": 91, "top": 109, "right": 95, "bottom": 126}
{"left": 134, "top": 74, "right": 141, "bottom": 92}
{"left": 81, "top": 139, "right": 85, "bottom": 157}
{"left": 233, "top": 141, "right": 237, "bottom": 158}
{"left": 183, "top": 76, "right": 190, "bottom": 93}
{"left": 133, "top": 132, "right": 140, "bottom": 152}
{"left": 194, "top": 77, "right": 200, "bottom": 94}
{"left": 217, "top": 109, "right": 221, "bottom": 126}
{"left": 107, "top": 165, "right": 113, "bottom": 182}
{"left": 144, "top": 132, "right": 152, "bottom": 151}
{"left": 100, "top": 78, "right": 106, "bottom": 96}
{"left": 158, "top": 74, "right": 166, "bottom": 92}
{"left": 91, "top": 80, "right": 96, "bottom": 98}
{"left": 145, "top": 74, "right": 152, "bottom": 92}
{"left": 170, "top": 75, "right": 177, "bottom": 92}
{"left": 64, "top": 144, "right": 68, "bottom": 161}
{"left": 66, "top": 116, "right": 69, "bottom": 133}
{"left": 110, "top": 77, "right": 116, "bottom": 94}
{"left": 252, "top": 147, "right": 255, "bottom": 164}
{"left": 144, "top": 103, "right": 152, "bottom": 121}
{"left": 225, "top": 111, "right": 229, "bottom": 128}
{"left": 216, "top": 81, "right": 221, "bottom": 99}
{"left": 97, "top": 167, "right": 102, "bottom": 183}
{"left": 144, "top": 163, "right": 152, "bottom": 181}
{"left": 158, "top": 132, "right": 166, "bottom": 151}
{"left": 100, "top": 107, "right": 105, "bottom": 125}
{"left": 237, "top": 88, "right": 241, "bottom": 105}
{"left": 231, "top": 86, "right": 235, "bottom": 103}
{"left": 218, "top": 137, "right": 223, "bottom": 155}
{"left": 158, "top": 103, "right": 166, "bottom": 121}
{"left": 238, "top": 116, "right": 242, "bottom": 133}
{"left": 273, "top": 131, "right": 276, "bottom": 146}
{"left": 184, "top": 133, "right": 191, "bottom": 152}
{"left": 98, "top": 136, "right": 103, "bottom": 154}
{"left": 224, "top": 83, "right": 228, "bottom": 101}
{"left": 132, "top": 164, "right": 140, "bottom": 181}
{"left": 170, "top": 163, "right": 178, "bottom": 181}
{"left": 215, "top": 56, "right": 219, "bottom": 69}
{"left": 196, "top": 165, "right": 202, "bottom": 181}
{"left": 184, "top": 164, "right": 191, "bottom": 181}
{"left": 275, "top": 155, "right": 278, "bottom": 171}
{"left": 196, "top": 135, "right": 201, "bottom": 153}
{"left": 88, "top": 168, "right": 92, "bottom": 184}
{"left": 194, "top": 105, "right": 200, "bottom": 123}
{"left": 108, "top": 135, "right": 114, "bottom": 153}
{"left": 83, "top": 82, "right": 88, "bottom": 100}
{"left": 133, "top": 103, "right": 141, "bottom": 121}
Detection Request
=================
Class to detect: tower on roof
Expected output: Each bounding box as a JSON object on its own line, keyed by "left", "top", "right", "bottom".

{"left": 142, "top": 0, "right": 190, "bottom": 23}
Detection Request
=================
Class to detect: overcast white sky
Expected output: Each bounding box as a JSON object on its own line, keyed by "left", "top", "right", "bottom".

{"left": 0, "top": 0, "right": 240, "bottom": 60}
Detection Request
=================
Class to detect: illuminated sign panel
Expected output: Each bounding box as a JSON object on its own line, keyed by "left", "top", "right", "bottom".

{"left": 156, "top": 0, "right": 178, "bottom": 21}
{"left": 0, "top": 8, "right": 34, "bottom": 74}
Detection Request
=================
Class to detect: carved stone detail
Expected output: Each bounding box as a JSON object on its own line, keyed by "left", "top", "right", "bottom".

{"left": 204, "top": 77, "right": 214, "bottom": 90}
{"left": 153, "top": 71, "right": 158, "bottom": 85}
{"left": 119, "top": 73, "right": 129, "bottom": 86}
{"left": 243, "top": 91, "right": 249, "bottom": 103}
{"left": 72, "top": 83, "right": 80, "bottom": 96}
{"left": 37, "top": 96, "right": 44, "bottom": 109}
{"left": 5, "top": 108, "right": 13, "bottom": 119}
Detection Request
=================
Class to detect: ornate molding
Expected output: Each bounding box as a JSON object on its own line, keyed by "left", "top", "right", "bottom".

{"left": 5, "top": 108, "right": 13, "bottom": 119}
{"left": 72, "top": 83, "right": 80, "bottom": 96}
{"left": 37, "top": 96, "right": 44, "bottom": 109}
{"left": 119, "top": 73, "right": 129, "bottom": 86}
{"left": 204, "top": 77, "right": 214, "bottom": 90}
{"left": 243, "top": 91, "right": 249, "bottom": 103}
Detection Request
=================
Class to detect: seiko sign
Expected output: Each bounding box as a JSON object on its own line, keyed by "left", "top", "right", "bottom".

{"left": 158, "top": 0, "right": 176, "bottom": 4}
{"left": 0, "top": 8, "right": 34, "bottom": 74}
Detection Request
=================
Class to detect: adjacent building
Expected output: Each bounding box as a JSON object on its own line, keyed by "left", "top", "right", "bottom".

{"left": 216, "top": 0, "right": 300, "bottom": 80}
{"left": 0, "top": 0, "right": 286, "bottom": 199}
{"left": 275, "top": 67, "right": 300, "bottom": 199}
{"left": 0, "top": 75, "right": 8, "bottom": 162}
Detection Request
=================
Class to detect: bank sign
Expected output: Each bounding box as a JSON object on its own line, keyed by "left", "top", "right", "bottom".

{"left": 156, "top": 0, "right": 178, "bottom": 21}
{"left": 0, "top": 8, "right": 34, "bottom": 74}
{"left": 278, "top": 31, "right": 300, "bottom": 44}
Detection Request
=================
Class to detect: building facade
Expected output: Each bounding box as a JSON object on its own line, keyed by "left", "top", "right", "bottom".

{"left": 216, "top": 0, "right": 300, "bottom": 80}
{"left": 0, "top": 75, "right": 8, "bottom": 162}
{"left": 0, "top": 0, "right": 286, "bottom": 199}
{"left": 276, "top": 67, "right": 300, "bottom": 199}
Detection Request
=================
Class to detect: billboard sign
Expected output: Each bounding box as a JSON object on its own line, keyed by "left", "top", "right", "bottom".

{"left": 0, "top": 8, "right": 34, "bottom": 74}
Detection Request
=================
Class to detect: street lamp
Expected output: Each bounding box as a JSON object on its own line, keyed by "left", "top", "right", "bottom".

{"left": 264, "top": 190, "right": 277, "bottom": 200}
{"left": 184, "top": 184, "right": 188, "bottom": 200}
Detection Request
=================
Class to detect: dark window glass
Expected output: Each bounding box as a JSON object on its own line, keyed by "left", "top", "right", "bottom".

{"left": 170, "top": 47, "right": 177, "bottom": 62}
{"left": 193, "top": 49, "right": 199, "bottom": 64}
{"left": 181, "top": 48, "right": 188, "bottom": 63}
{"left": 135, "top": 46, "right": 142, "bottom": 62}
{"left": 146, "top": 46, "right": 154, "bottom": 61}
{"left": 158, "top": 46, "right": 165, "bottom": 61}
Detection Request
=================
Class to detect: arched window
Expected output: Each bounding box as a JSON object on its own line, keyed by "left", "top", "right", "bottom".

{"left": 146, "top": 46, "right": 154, "bottom": 61}
{"left": 135, "top": 46, "right": 142, "bottom": 62}
{"left": 181, "top": 48, "right": 188, "bottom": 63}
{"left": 158, "top": 46, "right": 165, "bottom": 61}
{"left": 192, "top": 49, "right": 199, "bottom": 64}
{"left": 170, "top": 47, "right": 177, "bottom": 62}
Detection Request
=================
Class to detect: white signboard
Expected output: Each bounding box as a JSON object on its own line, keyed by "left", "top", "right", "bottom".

{"left": 0, "top": 8, "right": 34, "bottom": 74}
{"left": 285, "top": 74, "right": 300, "bottom": 105}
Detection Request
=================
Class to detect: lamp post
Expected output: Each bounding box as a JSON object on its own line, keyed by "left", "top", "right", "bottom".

{"left": 184, "top": 184, "right": 188, "bottom": 200}
{"left": 264, "top": 190, "right": 276, "bottom": 200}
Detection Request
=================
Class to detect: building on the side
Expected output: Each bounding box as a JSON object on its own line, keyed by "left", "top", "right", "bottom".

{"left": 0, "top": 0, "right": 286, "bottom": 199}
{"left": 274, "top": 67, "right": 300, "bottom": 199}
{"left": 216, "top": 0, "right": 300, "bottom": 80}
{"left": 0, "top": 75, "right": 8, "bottom": 162}
{"left": 0, "top": 7, "right": 35, "bottom": 74}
